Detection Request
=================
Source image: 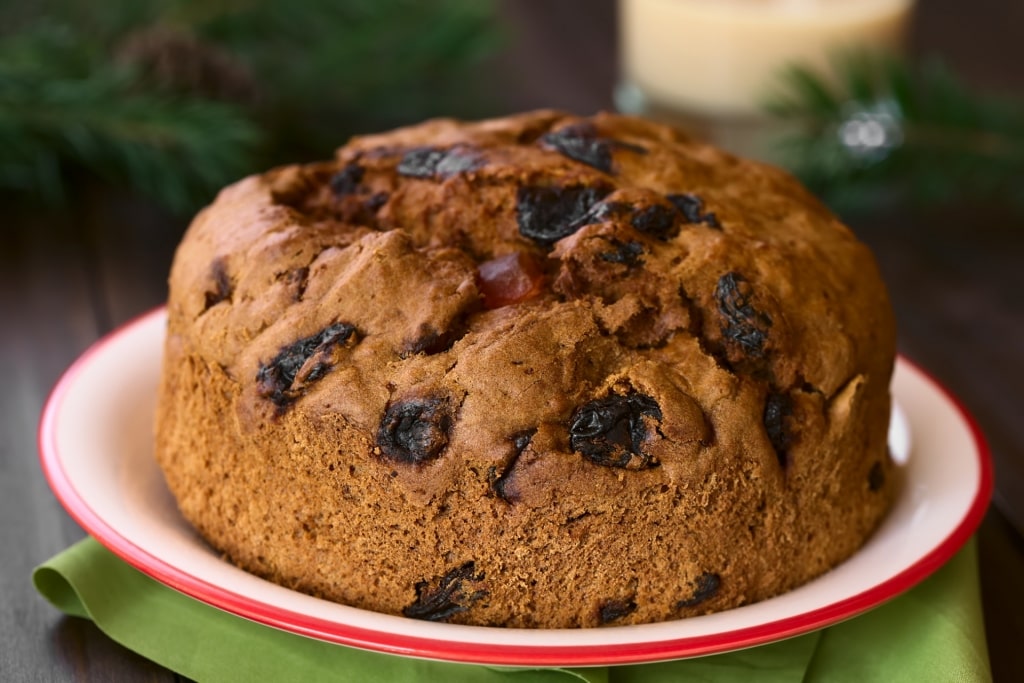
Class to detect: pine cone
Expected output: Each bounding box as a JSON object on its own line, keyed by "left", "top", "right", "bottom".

{"left": 115, "top": 24, "right": 259, "bottom": 104}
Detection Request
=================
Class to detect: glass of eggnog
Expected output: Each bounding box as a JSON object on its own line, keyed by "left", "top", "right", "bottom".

{"left": 616, "top": 0, "right": 915, "bottom": 160}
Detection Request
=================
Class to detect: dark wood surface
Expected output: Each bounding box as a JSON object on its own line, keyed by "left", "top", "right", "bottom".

{"left": 3, "top": 1, "right": 1022, "bottom": 680}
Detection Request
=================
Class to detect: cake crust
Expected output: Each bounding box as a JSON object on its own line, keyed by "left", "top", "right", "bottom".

{"left": 155, "top": 110, "right": 897, "bottom": 628}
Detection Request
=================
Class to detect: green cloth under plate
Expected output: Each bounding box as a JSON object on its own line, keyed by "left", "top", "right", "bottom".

{"left": 33, "top": 537, "right": 991, "bottom": 682}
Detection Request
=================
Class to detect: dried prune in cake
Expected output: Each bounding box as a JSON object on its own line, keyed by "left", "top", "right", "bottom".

{"left": 377, "top": 395, "right": 453, "bottom": 465}
{"left": 488, "top": 429, "right": 535, "bottom": 502}
{"left": 598, "top": 598, "right": 638, "bottom": 624}
{"left": 401, "top": 323, "right": 467, "bottom": 357}
{"left": 540, "top": 122, "right": 647, "bottom": 173}
{"left": 630, "top": 204, "right": 679, "bottom": 241}
{"left": 256, "top": 323, "right": 357, "bottom": 408}
{"left": 329, "top": 163, "right": 364, "bottom": 196}
{"left": 599, "top": 240, "right": 645, "bottom": 267}
{"left": 764, "top": 392, "right": 793, "bottom": 468}
{"left": 203, "top": 257, "right": 232, "bottom": 309}
{"left": 581, "top": 199, "right": 629, "bottom": 224}
{"left": 569, "top": 392, "right": 663, "bottom": 469}
{"left": 402, "top": 562, "right": 488, "bottom": 622}
{"left": 365, "top": 192, "right": 389, "bottom": 211}
{"left": 516, "top": 183, "right": 612, "bottom": 246}
{"left": 397, "top": 147, "right": 447, "bottom": 178}
{"left": 477, "top": 252, "right": 546, "bottom": 309}
{"left": 397, "top": 146, "right": 483, "bottom": 179}
{"left": 868, "top": 461, "right": 885, "bottom": 492}
{"left": 715, "top": 272, "right": 772, "bottom": 357}
{"left": 540, "top": 123, "right": 615, "bottom": 173}
{"left": 676, "top": 573, "right": 721, "bottom": 609}
{"left": 280, "top": 266, "right": 309, "bottom": 302}
{"left": 667, "top": 193, "right": 721, "bottom": 228}
{"left": 560, "top": 196, "right": 680, "bottom": 241}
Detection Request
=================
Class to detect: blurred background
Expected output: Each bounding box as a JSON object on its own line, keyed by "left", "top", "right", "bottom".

{"left": 2, "top": 0, "right": 1022, "bottom": 680}
{"left": 3, "top": 0, "right": 1022, "bottom": 215}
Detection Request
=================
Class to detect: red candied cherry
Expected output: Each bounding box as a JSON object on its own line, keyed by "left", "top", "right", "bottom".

{"left": 476, "top": 252, "right": 546, "bottom": 309}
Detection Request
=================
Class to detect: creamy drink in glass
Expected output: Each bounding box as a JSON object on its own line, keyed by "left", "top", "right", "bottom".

{"left": 616, "top": 0, "right": 915, "bottom": 159}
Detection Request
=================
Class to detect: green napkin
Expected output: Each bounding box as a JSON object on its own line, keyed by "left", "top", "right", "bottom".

{"left": 33, "top": 537, "right": 991, "bottom": 683}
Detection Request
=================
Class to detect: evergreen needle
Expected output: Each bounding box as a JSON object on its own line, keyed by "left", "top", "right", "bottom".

{"left": 764, "top": 52, "right": 1024, "bottom": 211}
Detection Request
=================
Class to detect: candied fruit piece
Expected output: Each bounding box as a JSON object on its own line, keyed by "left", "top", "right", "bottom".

{"left": 516, "top": 184, "right": 612, "bottom": 246}
{"left": 377, "top": 396, "right": 453, "bottom": 464}
{"left": 715, "top": 272, "right": 771, "bottom": 356}
{"left": 569, "top": 392, "right": 663, "bottom": 469}
{"left": 403, "top": 562, "right": 488, "bottom": 622}
{"left": 667, "top": 193, "right": 721, "bottom": 228}
{"left": 397, "top": 146, "right": 483, "bottom": 179}
{"left": 477, "top": 252, "right": 546, "bottom": 309}
{"left": 256, "top": 323, "right": 357, "bottom": 409}
{"left": 676, "top": 572, "right": 721, "bottom": 609}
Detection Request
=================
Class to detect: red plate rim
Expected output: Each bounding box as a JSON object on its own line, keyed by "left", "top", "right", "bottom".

{"left": 38, "top": 307, "right": 994, "bottom": 667}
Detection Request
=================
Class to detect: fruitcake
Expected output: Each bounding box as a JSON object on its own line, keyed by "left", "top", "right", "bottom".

{"left": 154, "top": 110, "right": 897, "bottom": 628}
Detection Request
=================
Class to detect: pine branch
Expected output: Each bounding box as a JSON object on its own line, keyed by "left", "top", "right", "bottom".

{"left": 0, "top": 1, "right": 501, "bottom": 212}
{"left": 187, "top": 0, "right": 501, "bottom": 154}
{"left": 764, "top": 52, "right": 1024, "bottom": 211}
{"left": 0, "top": 25, "right": 261, "bottom": 211}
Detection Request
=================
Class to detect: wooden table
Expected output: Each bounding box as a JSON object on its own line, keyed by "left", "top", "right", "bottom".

{"left": 3, "top": 1, "right": 1022, "bottom": 680}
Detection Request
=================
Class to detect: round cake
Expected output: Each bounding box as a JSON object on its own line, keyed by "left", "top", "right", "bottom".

{"left": 155, "top": 110, "right": 897, "bottom": 628}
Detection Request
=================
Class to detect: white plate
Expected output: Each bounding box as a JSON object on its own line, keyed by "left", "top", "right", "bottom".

{"left": 39, "top": 308, "right": 992, "bottom": 666}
